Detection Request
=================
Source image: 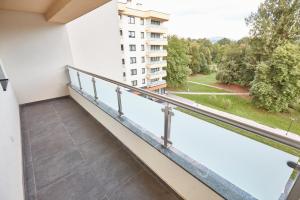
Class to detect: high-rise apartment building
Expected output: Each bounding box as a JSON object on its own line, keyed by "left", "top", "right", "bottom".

{"left": 118, "top": 0, "right": 169, "bottom": 94}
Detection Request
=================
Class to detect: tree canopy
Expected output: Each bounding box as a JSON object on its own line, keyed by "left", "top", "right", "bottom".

{"left": 166, "top": 36, "right": 191, "bottom": 88}
{"left": 251, "top": 43, "right": 300, "bottom": 112}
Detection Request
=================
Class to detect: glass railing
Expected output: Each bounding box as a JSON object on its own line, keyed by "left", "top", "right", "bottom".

{"left": 147, "top": 61, "right": 167, "bottom": 66}
{"left": 147, "top": 80, "right": 166, "bottom": 87}
{"left": 66, "top": 65, "right": 300, "bottom": 200}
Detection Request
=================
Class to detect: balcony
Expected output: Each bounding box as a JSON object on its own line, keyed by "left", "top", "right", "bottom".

{"left": 147, "top": 70, "right": 167, "bottom": 79}
{"left": 1, "top": 2, "right": 300, "bottom": 200}
{"left": 146, "top": 50, "right": 168, "bottom": 57}
{"left": 146, "top": 60, "right": 167, "bottom": 68}
{"left": 146, "top": 38, "right": 168, "bottom": 46}
{"left": 145, "top": 25, "right": 168, "bottom": 34}
{"left": 146, "top": 79, "right": 167, "bottom": 87}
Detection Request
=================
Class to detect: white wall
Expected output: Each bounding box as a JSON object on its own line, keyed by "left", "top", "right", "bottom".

{"left": 67, "top": 0, "right": 123, "bottom": 81}
{"left": 0, "top": 10, "right": 74, "bottom": 104}
{"left": 0, "top": 61, "right": 24, "bottom": 200}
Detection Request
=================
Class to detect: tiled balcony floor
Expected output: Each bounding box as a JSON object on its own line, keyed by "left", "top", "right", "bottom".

{"left": 21, "top": 97, "right": 181, "bottom": 200}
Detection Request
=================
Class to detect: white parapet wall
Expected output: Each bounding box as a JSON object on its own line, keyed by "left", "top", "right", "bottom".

{"left": 0, "top": 61, "right": 24, "bottom": 200}
{"left": 69, "top": 87, "right": 223, "bottom": 200}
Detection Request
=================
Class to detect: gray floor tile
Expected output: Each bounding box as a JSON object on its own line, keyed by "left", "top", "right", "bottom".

{"left": 78, "top": 134, "right": 121, "bottom": 164}
{"left": 68, "top": 121, "right": 108, "bottom": 145}
{"left": 30, "top": 123, "right": 74, "bottom": 161}
{"left": 25, "top": 163, "right": 36, "bottom": 197}
{"left": 27, "top": 112, "right": 61, "bottom": 132}
{"left": 37, "top": 166, "right": 104, "bottom": 200}
{"left": 34, "top": 147, "right": 84, "bottom": 190}
{"left": 23, "top": 131, "right": 33, "bottom": 163}
{"left": 90, "top": 148, "right": 142, "bottom": 194}
{"left": 109, "top": 171, "right": 180, "bottom": 200}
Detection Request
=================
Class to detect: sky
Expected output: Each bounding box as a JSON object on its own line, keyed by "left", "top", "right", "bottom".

{"left": 121, "top": 0, "right": 265, "bottom": 40}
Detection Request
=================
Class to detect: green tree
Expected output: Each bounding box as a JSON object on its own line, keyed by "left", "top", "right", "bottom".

{"left": 251, "top": 43, "right": 300, "bottom": 112}
{"left": 166, "top": 36, "right": 191, "bottom": 87}
{"left": 216, "top": 39, "right": 256, "bottom": 86}
{"left": 246, "top": 0, "right": 300, "bottom": 61}
{"left": 188, "top": 43, "right": 202, "bottom": 74}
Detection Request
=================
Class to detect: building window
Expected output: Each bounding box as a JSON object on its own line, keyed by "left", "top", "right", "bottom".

{"left": 141, "top": 45, "right": 145, "bottom": 51}
{"left": 142, "top": 79, "right": 145, "bottom": 84}
{"left": 150, "top": 57, "right": 160, "bottom": 62}
{"left": 129, "top": 45, "right": 136, "bottom": 51}
{"left": 151, "top": 45, "right": 160, "bottom": 51}
{"left": 151, "top": 68, "right": 160, "bottom": 73}
{"left": 131, "top": 69, "right": 137, "bottom": 75}
{"left": 141, "top": 57, "right": 145, "bottom": 63}
{"left": 130, "top": 57, "right": 136, "bottom": 64}
{"left": 151, "top": 19, "right": 160, "bottom": 25}
{"left": 120, "top": 29, "right": 123, "bottom": 36}
{"left": 123, "top": 72, "right": 126, "bottom": 77}
{"left": 150, "top": 33, "right": 160, "bottom": 38}
{"left": 150, "top": 78, "right": 160, "bottom": 83}
{"left": 141, "top": 32, "right": 144, "bottom": 39}
{"left": 129, "top": 31, "right": 135, "bottom": 38}
{"left": 122, "top": 59, "right": 125, "bottom": 64}
{"left": 142, "top": 68, "right": 145, "bottom": 74}
{"left": 140, "top": 18, "right": 144, "bottom": 25}
{"left": 129, "top": 16, "right": 135, "bottom": 24}
{"left": 121, "top": 44, "right": 124, "bottom": 51}
{"left": 131, "top": 80, "right": 137, "bottom": 86}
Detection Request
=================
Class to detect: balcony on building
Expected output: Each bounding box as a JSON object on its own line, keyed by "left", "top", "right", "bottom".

{"left": 146, "top": 38, "right": 168, "bottom": 46}
{"left": 147, "top": 70, "right": 167, "bottom": 79}
{"left": 146, "top": 60, "right": 167, "bottom": 68}
{"left": 146, "top": 49, "right": 168, "bottom": 57}
{"left": 1, "top": 1, "right": 300, "bottom": 200}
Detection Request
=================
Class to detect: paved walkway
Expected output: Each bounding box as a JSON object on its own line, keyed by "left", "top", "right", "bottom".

{"left": 170, "top": 91, "right": 250, "bottom": 95}
{"left": 188, "top": 81, "right": 224, "bottom": 90}
{"left": 167, "top": 94, "right": 300, "bottom": 143}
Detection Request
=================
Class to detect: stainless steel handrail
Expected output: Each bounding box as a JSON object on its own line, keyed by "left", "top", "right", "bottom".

{"left": 66, "top": 65, "right": 300, "bottom": 150}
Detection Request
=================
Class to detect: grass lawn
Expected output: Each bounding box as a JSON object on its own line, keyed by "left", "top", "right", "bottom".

{"left": 168, "top": 82, "right": 226, "bottom": 93}
{"left": 176, "top": 94, "right": 300, "bottom": 136}
{"left": 188, "top": 73, "right": 218, "bottom": 84}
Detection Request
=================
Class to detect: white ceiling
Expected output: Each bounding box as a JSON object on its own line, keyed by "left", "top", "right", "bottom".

{"left": 0, "top": 0, "right": 55, "bottom": 13}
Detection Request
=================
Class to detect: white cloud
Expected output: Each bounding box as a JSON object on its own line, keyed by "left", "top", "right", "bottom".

{"left": 123, "top": 0, "right": 265, "bottom": 40}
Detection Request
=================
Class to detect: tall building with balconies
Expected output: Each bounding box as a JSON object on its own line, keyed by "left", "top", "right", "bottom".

{"left": 118, "top": 0, "right": 169, "bottom": 94}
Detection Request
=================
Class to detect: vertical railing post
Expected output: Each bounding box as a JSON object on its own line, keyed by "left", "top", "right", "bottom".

{"left": 77, "top": 71, "right": 82, "bottom": 92}
{"left": 287, "top": 161, "right": 300, "bottom": 200}
{"left": 116, "top": 86, "right": 123, "bottom": 116}
{"left": 161, "top": 103, "right": 173, "bottom": 148}
{"left": 92, "top": 77, "right": 98, "bottom": 101}
{"left": 66, "top": 66, "right": 71, "bottom": 85}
